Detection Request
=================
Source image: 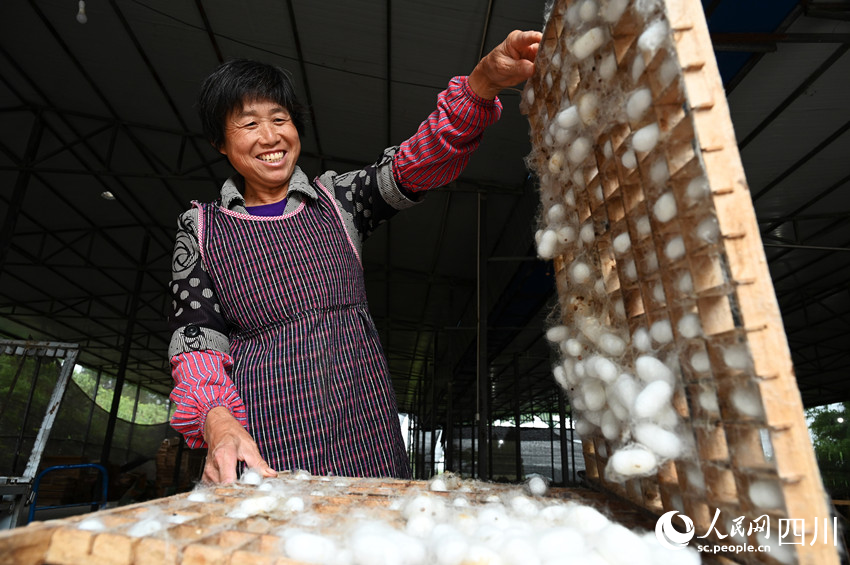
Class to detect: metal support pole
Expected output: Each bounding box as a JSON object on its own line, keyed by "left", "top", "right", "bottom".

{"left": 100, "top": 234, "right": 150, "bottom": 465}
{"left": 549, "top": 408, "right": 556, "bottom": 481}
{"left": 126, "top": 383, "right": 141, "bottom": 464}
{"left": 513, "top": 355, "right": 522, "bottom": 481}
{"left": 476, "top": 193, "right": 489, "bottom": 480}
{"left": 0, "top": 113, "right": 43, "bottom": 274}
{"left": 558, "top": 388, "right": 569, "bottom": 486}
{"left": 446, "top": 381, "right": 454, "bottom": 473}
{"left": 430, "top": 332, "right": 438, "bottom": 477}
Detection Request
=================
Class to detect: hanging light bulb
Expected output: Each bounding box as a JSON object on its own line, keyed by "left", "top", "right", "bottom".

{"left": 76, "top": 0, "right": 88, "bottom": 24}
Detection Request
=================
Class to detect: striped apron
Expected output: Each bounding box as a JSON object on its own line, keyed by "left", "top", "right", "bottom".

{"left": 196, "top": 181, "right": 411, "bottom": 478}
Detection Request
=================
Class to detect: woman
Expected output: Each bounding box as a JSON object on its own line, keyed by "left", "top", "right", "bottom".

{"left": 168, "top": 30, "right": 542, "bottom": 483}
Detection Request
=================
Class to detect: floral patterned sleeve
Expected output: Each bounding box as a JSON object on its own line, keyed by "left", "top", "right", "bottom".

{"left": 167, "top": 208, "right": 247, "bottom": 447}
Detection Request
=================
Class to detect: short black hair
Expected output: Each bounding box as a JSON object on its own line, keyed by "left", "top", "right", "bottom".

{"left": 198, "top": 59, "right": 307, "bottom": 149}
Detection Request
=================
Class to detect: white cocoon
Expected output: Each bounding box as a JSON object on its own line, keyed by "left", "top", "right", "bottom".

{"left": 635, "top": 355, "right": 674, "bottom": 384}
{"left": 599, "top": 51, "right": 618, "bottom": 80}
{"left": 677, "top": 313, "right": 702, "bottom": 339}
{"left": 697, "top": 216, "right": 720, "bottom": 243}
{"left": 624, "top": 260, "right": 637, "bottom": 280}
{"left": 526, "top": 475, "right": 549, "bottom": 496}
{"left": 748, "top": 480, "right": 784, "bottom": 509}
{"left": 601, "top": 0, "right": 628, "bottom": 23}
{"left": 580, "top": 223, "right": 595, "bottom": 243}
{"left": 592, "top": 356, "right": 619, "bottom": 382}
{"left": 240, "top": 468, "right": 264, "bottom": 486}
{"left": 537, "top": 229, "right": 559, "bottom": 259}
{"left": 603, "top": 140, "right": 613, "bottom": 159}
{"left": 626, "top": 88, "right": 653, "bottom": 123}
{"left": 612, "top": 232, "right": 631, "bottom": 254}
{"left": 650, "top": 319, "right": 673, "bottom": 344}
{"left": 686, "top": 176, "right": 710, "bottom": 203}
{"left": 634, "top": 422, "right": 682, "bottom": 459}
{"left": 127, "top": 517, "right": 164, "bottom": 538}
{"left": 650, "top": 158, "right": 669, "bottom": 186}
{"left": 633, "top": 380, "right": 673, "bottom": 419}
{"left": 677, "top": 271, "right": 694, "bottom": 294}
{"left": 653, "top": 191, "right": 677, "bottom": 222}
{"left": 553, "top": 365, "right": 569, "bottom": 389}
{"left": 564, "top": 189, "right": 576, "bottom": 207}
{"left": 638, "top": 20, "right": 669, "bottom": 56}
{"left": 731, "top": 388, "right": 764, "bottom": 418}
{"left": 555, "top": 127, "right": 573, "bottom": 145}
{"left": 582, "top": 380, "right": 607, "bottom": 411}
{"left": 565, "top": 338, "right": 584, "bottom": 357}
{"left": 558, "top": 225, "right": 576, "bottom": 245}
{"left": 578, "top": 93, "right": 599, "bottom": 124}
{"left": 565, "top": 504, "right": 611, "bottom": 535}
{"left": 546, "top": 325, "right": 569, "bottom": 343}
{"left": 547, "top": 204, "right": 566, "bottom": 225}
{"left": 285, "top": 531, "right": 337, "bottom": 563}
{"left": 691, "top": 351, "right": 710, "bottom": 373}
{"left": 572, "top": 27, "right": 606, "bottom": 60}
{"left": 632, "top": 123, "right": 659, "bottom": 152}
{"left": 723, "top": 344, "right": 750, "bottom": 369}
{"left": 607, "top": 445, "right": 658, "bottom": 478}
{"left": 548, "top": 151, "right": 565, "bottom": 174}
{"left": 635, "top": 215, "right": 651, "bottom": 236}
{"left": 579, "top": 0, "right": 598, "bottom": 21}
{"left": 595, "top": 523, "right": 653, "bottom": 565}
{"left": 631, "top": 55, "right": 646, "bottom": 83}
{"left": 538, "top": 526, "right": 586, "bottom": 561}
{"left": 598, "top": 333, "right": 626, "bottom": 357}
{"left": 621, "top": 149, "right": 637, "bottom": 169}
{"left": 665, "top": 236, "right": 686, "bottom": 260}
{"left": 568, "top": 137, "right": 591, "bottom": 164}
{"left": 557, "top": 106, "right": 580, "bottom": 129}
{"left": 698, "top": 389, "right": 719, "bottom": 413}
{"left": 613, "top": 373, "right": 640, "bottom": 410}
{"left": 571, "top": 261, "right": 592, "bottom": 283}
{"left": 632, "top": 327, "right": 652, "bottom": 352}
{"left": 601, "top": 410, "right": 621, "bottom": 441}
{"left": 652, "top": 281, "right": 665, "bottom": 305}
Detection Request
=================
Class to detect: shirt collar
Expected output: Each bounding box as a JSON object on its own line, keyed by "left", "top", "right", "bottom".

{"left": 220, "top": 166, "right": 317, "bottom": 211}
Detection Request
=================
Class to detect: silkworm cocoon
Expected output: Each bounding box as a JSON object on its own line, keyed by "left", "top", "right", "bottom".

{"left": 659, "top": 58, "right": 680, "bottom": 90}
{"left": 652, "top": 405, "right": 680, "bottom": 429}
{"left": 578, "top": 92, "right": 599, "bottom": 124}
{"left": 678, "top": 271, "right": 694, "bottom": 294}
{"left": 537, "top": 229, "right": 559, "bottom": 259}
{"left": 556, "top": 106, "right": 580, "bottom": 129}
{"left": 596, "top": 523, "right": 653, "bottom": 565}
{"left": 634, "top": 422, "right": 682, "bottom": 459}
{"left": 731, "top": 387, "right": 764, "bottom": 418}
{"left": 650, "top": 319, "right": 673, "bottom": 344}
{"left": 229, "top": 495, "right": 278, "bottom": 518}
{"left": 556, "top": 226, "right": 576, "bottom": 247}
{"left": 632, "top": 123, "right": 659, "bottom": 152}
{"left": 564, "top": 189, "right": 576, "bottom": 207}
{"left": 634, "top": 380, "right": 673, "bottom": 419}
{"left": 582, "top": 380, "right": 607, "bottom": 411}
{"left": 626, "top": 88, "right": 653, "bottom": 122}
{"left": 632, "top": 327, "right": 652, "bottom": 352}
{"left": 608, "top": 445, "right": 658, "bottom": 477}
{"left": 546, "top": 204, "right": 566, "bottom": 225}
{"left": 631, "top": 55, "right": 646, "bottom": 83}
{"left": 127, "top": 517, "right": 164, "bottom": 538}
{"left": 635, "top": 215, "right": 651, "bottom": 237}
{"left": 526, "top": 474, "right": 549, "bottom": 496}
{"left": 565, "top": 504, "right": 611, "bottom": 535}
{"left": 612, "top": 232, "right": 631, "bottom": 254}
{"left": 594, "top": 278, "right": 606, "bottom": 296}
{"left": 572, "top": 169, "right": 586, "bottom": 188}
{"left": 649, "top": 158, "right": 669, "bottom": 186}
{"left": 677, "top": 313, "right": 702, "bottom": 339}
{"left": 652, "top": 282, "right": 666, "bottom": 305}
{"left": 691, "top": 351, "right": 710, "bottom": 372}
{"left": 585, "top": 407, "right": 603, "bottom": 427}
{"left": 613, "top": 373, "right": 640, "bottom": 410}
{"left": 608, "top": 392, "right": 629, "bottom": 421}
{"left": 601, "top": 410, "right": 621, "bottom": 440}
{"left": 525, "top": 88, "right": 535, "bottom": 106}
{"left": 571, "top": 261, "right": 592, "bottom": 283}
{"left": 635, "top": 355, "right": 674, "bottom": 384}
{"left": 565, "top": 2, "right": 581, "bottom": 25}
{"left": 686, "top": 466, "right": 706, "bottom": 492}
{"left": 285, "top": 531, "right": 337, "bottom": 563}
{"left": 572, "top": 27, "right": 606, "bottom": 60}
{"left": 643, "top": 250, "right": 659, "bottom": 274}
{"left": 546, "top": 325, "right": 570, "bottom": 343}
{"left": 545, "top": 72, "right": 554, "bottom": 89}
{"left": 554, "top": 127, "right": 573, "bottom": 145}
{"left": 638, "top": 20, "right": 669, "bottom": 56}
{"left": 748, "top": 480, "right": 783, "bottom": 509}
{"left": 574, "top": 418, "right": 595, "bottom": 437}
{"left": 574, "top": 360, "right": 586, "bottom": 379}
{"left": 78, "top": 518, "right": 107, "bottom": 531}
{"left": 544, "top": 132, "right": 554, "bottom": 147}
{"left": 553, "top": 364, "right": 569, "bottom": 389}
{"left": 686, "top": 176, "right": 710, "bottom": 203}
{"left": 599, "top": 51, "right": 617, "bottom": 80}
{"left": 665, "top": 236, "right": 686, "bottom": 260}
{"left": 723, "top": 344, "right": 750, "bottom": 369}
{"left": 598, "top": 333, "right": 626, "bottom": 357}
{"left": 697, "top": 216, "right": 720, "bottom": 243}
{"left": 601, "top": 0, "right": 628, "bottom": 23}
{"left": 551, "top": 52, "right": 562, "bottom": 68}
{"left": 547, "top": 151, "right": 565, "bottom": 174}
{"left": 283, "top": 496, "right": 306, "bottom": 513}
{"left": 591, "top": 356, "right": 619, "bottom": 382}
{"left": 565, "top": 338, "right": 584, "bottom": 357}
{"left": 240, "top": 468, "right": 263, "bottom": 486}
{"left": 624, "top": 259, "right": 637, "bottom": 280}
{"left": 653, "top": 192, "right": 677, "bottom": 222}
{"left": 568, "top": 137, "right": 591, "bottom": 164}
{"left": 579, "top": 0, "right": 598, "bottom": 21}
{"left": 621, "top": 149, "right": 637, "bottom": 169}
{"left": 187, "top": 490, "right": 212, "bottom": 503}
{"left": 403, "top": 494, "right": 447, "bottom": 521}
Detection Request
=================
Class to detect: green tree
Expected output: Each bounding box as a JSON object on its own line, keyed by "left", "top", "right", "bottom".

{"left": 807, "top": 402, "right": 850, "bottom": 499}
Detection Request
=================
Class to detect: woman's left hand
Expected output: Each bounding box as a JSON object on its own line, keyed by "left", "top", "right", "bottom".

{"left": 468, "top": 29, "right": 543, "bottom": 100}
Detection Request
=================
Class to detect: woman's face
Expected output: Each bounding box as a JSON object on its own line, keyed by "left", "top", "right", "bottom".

{"left": 218, "top": 98, "right": 301, "bottom": 198}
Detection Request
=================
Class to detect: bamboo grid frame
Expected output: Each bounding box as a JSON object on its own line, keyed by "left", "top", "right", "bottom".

{"left": 522, "top": 1, "right": 838, "bottom": 564}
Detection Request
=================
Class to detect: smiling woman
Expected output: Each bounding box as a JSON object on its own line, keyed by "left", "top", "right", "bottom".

{"left": 166, "top": 31, "right": 543, "bottom": 484}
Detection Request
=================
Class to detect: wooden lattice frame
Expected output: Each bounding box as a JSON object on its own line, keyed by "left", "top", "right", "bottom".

{"left": 522, "top": 1, "right": 838, "bottom": 564}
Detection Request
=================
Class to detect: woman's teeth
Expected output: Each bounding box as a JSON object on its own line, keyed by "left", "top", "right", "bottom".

{"left": 258, "top": 151, "right": 284, "bottom": 162}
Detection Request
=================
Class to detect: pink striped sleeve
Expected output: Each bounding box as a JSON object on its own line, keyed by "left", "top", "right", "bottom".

{"left": 393, "top": 76, "right": 502, "bottom": 192}
{"left": 169, "top": 349, "right": 247, "bottom": 449}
